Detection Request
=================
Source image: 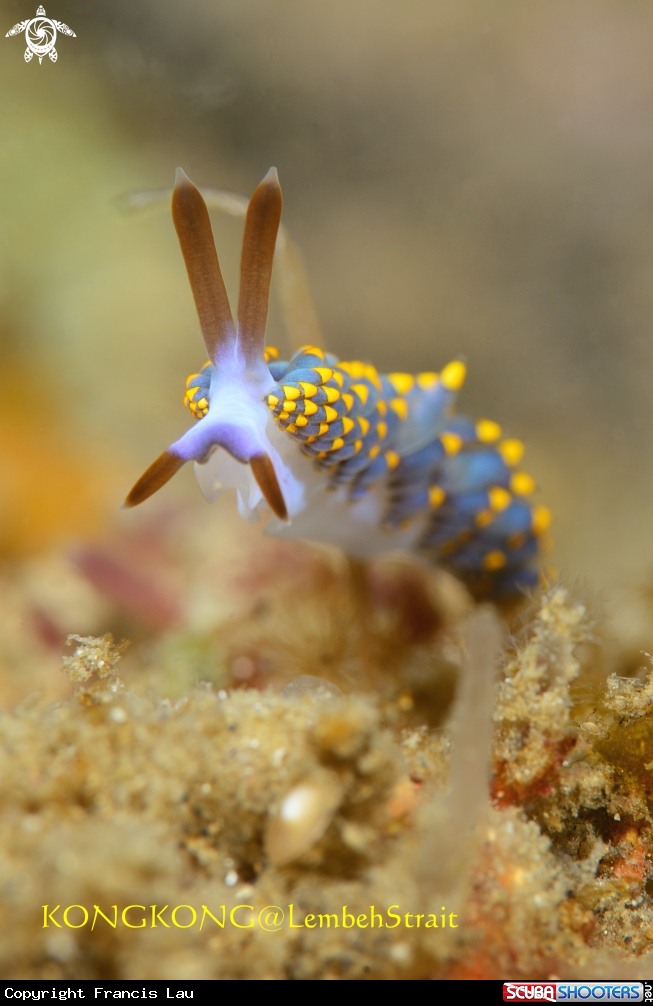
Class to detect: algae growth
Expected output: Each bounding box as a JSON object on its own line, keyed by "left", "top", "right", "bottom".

{"left": 2, "top": 529, "right": 653, "bottom": 979}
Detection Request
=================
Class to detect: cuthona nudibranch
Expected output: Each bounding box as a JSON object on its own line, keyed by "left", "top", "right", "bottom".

{"left": 124, "top": 167, "right": 552, "bottom": 600}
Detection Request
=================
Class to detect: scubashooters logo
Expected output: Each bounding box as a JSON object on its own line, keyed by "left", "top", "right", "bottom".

{"left": 5, "top": 5, "right": 76, "bottom": 63}
{"left": 503, "top": 984, "right": 644, "bottom": 1002}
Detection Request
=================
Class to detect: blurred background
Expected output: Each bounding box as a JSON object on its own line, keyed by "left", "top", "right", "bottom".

{"left": 2, "top": 0, "right": 653, "bottom": 701}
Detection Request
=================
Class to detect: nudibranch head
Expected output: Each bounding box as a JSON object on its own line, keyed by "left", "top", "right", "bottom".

{"left": 124, "top": 167, "right": 290, "bottom": 520}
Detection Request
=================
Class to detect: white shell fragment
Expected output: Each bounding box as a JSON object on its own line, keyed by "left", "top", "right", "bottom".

{"left": 278, "top": 676, "right": 343, "bottom": 701}
{"left": 265, "top": 771, "right": 343, "bottom": 867}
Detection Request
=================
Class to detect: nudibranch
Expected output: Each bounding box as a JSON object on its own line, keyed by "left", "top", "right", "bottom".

{"left": 125, "top": 168, "right": 551, "bottom": 598}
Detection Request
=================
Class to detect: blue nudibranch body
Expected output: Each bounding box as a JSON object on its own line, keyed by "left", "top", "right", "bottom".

{"left": 125, "top": 167, "right": 551, "bottom": 599}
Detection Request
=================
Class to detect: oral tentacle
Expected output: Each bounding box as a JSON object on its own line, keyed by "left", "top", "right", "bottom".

{"left": 249, "top": 452, "right": 288, "bottom": 520}
{"left": 123, "top": 450, "right": 186, "bottom": 508}
{"left": 122, "top": 414, "right": 247, "bottom": 509}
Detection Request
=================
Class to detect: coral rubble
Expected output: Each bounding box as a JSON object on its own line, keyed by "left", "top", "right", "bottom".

{"left": 2, "top": 541, "right": 653, "bottom": 978}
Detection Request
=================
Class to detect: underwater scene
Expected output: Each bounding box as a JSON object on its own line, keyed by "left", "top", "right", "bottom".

{"left": 3, "top": 0, "right": 653, "bottom": 981}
